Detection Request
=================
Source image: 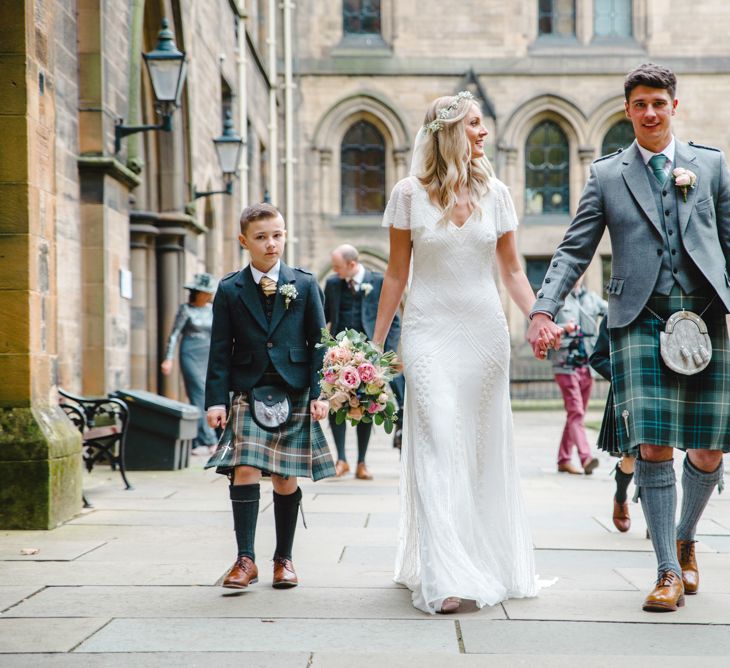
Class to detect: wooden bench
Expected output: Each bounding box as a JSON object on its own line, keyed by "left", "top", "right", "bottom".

{"left": 58, "top": 388, "right": 132, "bottom": 506}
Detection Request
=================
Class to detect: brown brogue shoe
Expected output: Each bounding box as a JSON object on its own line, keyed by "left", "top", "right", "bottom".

{"left": 677, "top": 540, "right": 699, "bottom": 595}
{"left": 272, "top": 556, "right": 298, "bottom": 589}
{"left": 355, "top": 462, "right": 373, "bottom": 480}
{"left": 222, "top": 556, "right": 258, "bottom": 589}
{"left": 335, "top": 460, "right": 350, "bottom": 477}
{"left": 557, "top": 462, "right": 582, "bottom": 474}
{"left": 642, "top": 570, "right": 685, "bottom": 612}
{"left": 582, "top": 457, "right": 599, "bottom": 475}
{"left": 612, "top": 497, "right": 631, "bottom": 532}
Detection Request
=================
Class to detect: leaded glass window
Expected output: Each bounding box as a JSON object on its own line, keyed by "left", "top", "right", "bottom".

{"left": 525, "top": 121, "right": 570, "bottom": 215}
{"left": 594, "top": 0, "right": 632, "bottom": 38}
{"left": 341, "top": 121, "right": 386, "bottom": 215}
{"left": 538, "top": 0, "right": 576, "bottom": 37}
{"left": 601, "top": 120, "right": 635, "bottom": 156}
{"left": 343, "top": 0, "right": 381, "bottom": 36}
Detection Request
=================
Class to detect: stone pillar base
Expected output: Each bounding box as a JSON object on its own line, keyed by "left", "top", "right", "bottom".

{"left": 0, "top": 406, "right": 83, "bottom": 529}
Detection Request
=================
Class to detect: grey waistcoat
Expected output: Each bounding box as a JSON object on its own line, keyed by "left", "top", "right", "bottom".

{"left": 647, "top": 169, "right": 708, "bottom": 295}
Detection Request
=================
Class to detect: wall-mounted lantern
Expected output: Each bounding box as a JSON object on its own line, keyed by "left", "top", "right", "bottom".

{"left": 193, "top": 111, "right": 245, "bottom": 199}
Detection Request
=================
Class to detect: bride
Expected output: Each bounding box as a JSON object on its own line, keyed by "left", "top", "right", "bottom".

{"left": 372, "top": 91, "right": 539, "bottom": 614}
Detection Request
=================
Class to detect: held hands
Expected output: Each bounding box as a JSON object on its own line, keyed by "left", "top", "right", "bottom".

{"left": 207, "top": 407, "right": 227, "bottom": 429}
{"left": 527, "top": 314, "right": 564, "bottom": 360}
{"left": 310, "top": 399, "right": 329, "bottom": 421}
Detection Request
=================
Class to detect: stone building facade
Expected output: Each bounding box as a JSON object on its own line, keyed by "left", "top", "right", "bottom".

{"left": 291, "top": 0, "right": 730, "bottom": 373}
{"left": 0, "top": 0, "right": 285, "bottom": 527}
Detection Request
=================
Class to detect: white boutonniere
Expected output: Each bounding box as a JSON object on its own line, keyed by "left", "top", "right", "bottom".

{"left": 672, "top": 167, "right": 697, "bottom": 202}
{"left": 279, "top": 283, "right": 298, "bottom": 309}
{"left": 360, "top": 282, "right": 374, "bottom": 297}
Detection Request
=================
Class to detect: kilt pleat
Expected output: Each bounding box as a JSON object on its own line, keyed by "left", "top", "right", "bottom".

{"left": 609, "top": 288, "right": 730, "bottom": 454}
{"left": 204, "top": 390, "right": 336, "bottom": 480}
{"left": 596, "top": 388, "right": 621, "bottom": 456}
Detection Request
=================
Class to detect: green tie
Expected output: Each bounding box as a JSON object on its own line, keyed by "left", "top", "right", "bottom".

{"left": 648, "top": 154, "right": 669, "bottom": 184}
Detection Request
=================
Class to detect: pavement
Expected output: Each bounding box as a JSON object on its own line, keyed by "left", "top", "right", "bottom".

{"left": 1, "top": 409, "right": 730, "bottom": 667}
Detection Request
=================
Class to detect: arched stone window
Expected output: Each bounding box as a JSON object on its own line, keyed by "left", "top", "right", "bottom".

{"left": 340, "top": 120, "right": 386, "bottom": 215}
{"left": 601, "top": 119, "right": 635, "bottom": 155}
{"left": 343, "top": 0, "right": 381, "bottom": 36}
{"left": 525, "top": 120, "right": 570, "bottom": 215}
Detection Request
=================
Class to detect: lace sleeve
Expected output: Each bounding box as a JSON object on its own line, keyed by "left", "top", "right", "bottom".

{"left": 494, "top": 179, "right": 519, "bottom": 237}
{"left": 382, "top": 177, "right": 414, "bottom": 230}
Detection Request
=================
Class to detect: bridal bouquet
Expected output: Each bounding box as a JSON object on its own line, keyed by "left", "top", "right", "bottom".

{"left": 318, "top": 328, "right": 399, "bottom": 433}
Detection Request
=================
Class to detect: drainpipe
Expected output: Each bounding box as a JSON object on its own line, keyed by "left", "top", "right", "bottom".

{"left": 237, "top": 1, "right": 248, "bottom": 209}
{"left": 267, "top": 0, "right": 278, "bottom": 207}
{"left": 283, "top": 0, "right": 295, "bottom": 264}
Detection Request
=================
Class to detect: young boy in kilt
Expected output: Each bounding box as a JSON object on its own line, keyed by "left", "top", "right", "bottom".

{"left": 205, "top": 203, "right": 335, "bottom": 590}
{"left": 529, "top": 63, "right": 729, "bottom": 613}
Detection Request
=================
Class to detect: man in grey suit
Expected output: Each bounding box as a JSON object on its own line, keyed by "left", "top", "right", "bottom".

{"left": 529, "top": 63, "right": 730, "bottom": 613}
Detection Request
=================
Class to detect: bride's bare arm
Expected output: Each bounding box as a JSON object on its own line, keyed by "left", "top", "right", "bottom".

{"left": 496, "top": 231, "right": 537, "bottom": 318}
{"left": 373, "top": 227, "right": 411, "bottom": 347}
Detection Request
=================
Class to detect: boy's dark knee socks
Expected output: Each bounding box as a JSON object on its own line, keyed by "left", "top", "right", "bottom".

{"left": 273, "top": 487, "right": 302, "bottom": 560}
{"left": 230, "top": 483, "right": 260, "bottom": 560}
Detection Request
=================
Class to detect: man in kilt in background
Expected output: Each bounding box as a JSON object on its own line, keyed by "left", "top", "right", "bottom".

{"left": 205, "top": 203, "right": 335, "bottom": 590}
{"left": 529, "top": 63, "right": 730, "bottom": 612}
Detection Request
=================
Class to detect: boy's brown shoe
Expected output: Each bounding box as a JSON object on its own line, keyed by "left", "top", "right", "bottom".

{"left": 677, "top": 540, "right": 699, "bottom": 594}
{"left": 222, "top": 556, "right": 258, "bottom": 589}
{"left": 272, "top": 556, "right": 298, "bottom": 589}
{"left": 642, "top": 570, "right": 685, "bottom": 612}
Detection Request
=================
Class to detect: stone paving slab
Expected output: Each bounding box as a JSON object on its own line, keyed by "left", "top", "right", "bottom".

{"left": 340, "top": 545, "right": 397, "bottom": 569}
{"left": 0, "top": 652, "right": 312, "bottom": 667}
{"left": 532, "top": 529, "right": 655, "bottom": 552}
{"left": 0, "top": 537, "right": 107, "bottom": 562}
{"left": 365, "top": 512, "right": 399, "bottom": 528}
{"left": 67, "top": 510, "right": 232, "bottom": 527}
{"left": 0, "top": 561, "right": 232, "bottom": 587}
{"left": 307, "top": 494, "right": 399, "bottom": 513}
{"left": 74, "top": 618, "right": 461, "bottom": 653}
{"left": 0, "top": 618, "right": 109, "bottom": 653}
{"left": 0, "top": 585, "right": 42, "bottom": 612}
{"left": 617, "top": 566, "right": 730, "bottom": 593}
{"left": 459, "top": 619, "right": 730, "bottom": 656}
{"left": 310, "top": 653, "right": 730, "bottom": 668}
{"left": 503, "top": 588, "right": 730, "bottom": 624}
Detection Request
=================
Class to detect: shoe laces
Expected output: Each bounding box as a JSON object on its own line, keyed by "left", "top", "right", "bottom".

{"left": 237, "top": 556, "right": 255, "bottom": 572}
{"left": 679, "top": 541, "right": 696, "bottom": 562}
{"left": 273, "top": 555, "right": 292, "bottom": 567}
{"left": 657, "top": 570, "right": 678, "bottom": 587}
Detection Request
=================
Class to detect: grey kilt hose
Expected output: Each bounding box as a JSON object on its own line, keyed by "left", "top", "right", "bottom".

{"left": 610, "top": 287, "right": 730, "bottom": 455}
{"left": 205, "top": 390, "right": 336, "bottom": 480}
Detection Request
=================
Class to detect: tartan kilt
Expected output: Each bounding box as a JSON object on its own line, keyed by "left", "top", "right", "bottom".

{"left": 609, "top": 288, "right": 730, "bottom": 454}
{"left": 204, "top": 390, "right": 336, "bottom": 480}
{"left": 596, "top": 388, "right": 621, "bottom": 457}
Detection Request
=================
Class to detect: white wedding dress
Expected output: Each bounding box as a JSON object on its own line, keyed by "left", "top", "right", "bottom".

{"left": 383, "top": 175, "right": 538, "bottom": 614}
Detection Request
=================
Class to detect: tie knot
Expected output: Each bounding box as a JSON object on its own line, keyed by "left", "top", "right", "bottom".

{"left": 260, "top": 276, "right": 277, "bottom": 297}
{"left": 346, "top": 278, "right": 357, "bottom": 294}
{"left": 648, "top": 154, "right": 669, "bottom": 183}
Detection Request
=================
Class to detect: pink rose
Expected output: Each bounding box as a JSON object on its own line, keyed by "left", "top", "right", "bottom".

{"left": 353, "top": 351, "right": 366, "bottom": 364}
{"left": 335, "top": 347, "right": 353, "bottom": 364}
{"left": 377, "top": 392, "right": 389, "bottom": 404}
{"left": 339, "top": 366, "right": 360, "bottom": 389}
{"left": 367, "top": 402, "right": 381, "bottom": 414}
{"left": 357, "top": 362, "right": 377, "bottom": 383}
{"left": 675, "top": 173, "right": 691, "bottom": 187}
{"left": 323, "top": 367, "right": 338, "bottom": 384}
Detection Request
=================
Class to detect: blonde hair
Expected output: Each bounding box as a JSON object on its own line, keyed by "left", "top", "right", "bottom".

{"left": 418, "top": 94, "right": 494, "bottom": 222}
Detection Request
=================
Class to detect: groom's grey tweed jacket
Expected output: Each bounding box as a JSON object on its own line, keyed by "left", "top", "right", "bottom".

{"left": 532, "top": 140, "right": 730, "bottom": 328}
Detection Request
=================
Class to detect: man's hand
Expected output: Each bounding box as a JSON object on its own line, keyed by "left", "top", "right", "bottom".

{"left": 207, "top": 407, "right": 227, "bottom": 429}
{"left": 310, "top": 399, "right": 329, "bottom": 421}
{"left": 527, "top": 313, "right": 564, "bottom": 360}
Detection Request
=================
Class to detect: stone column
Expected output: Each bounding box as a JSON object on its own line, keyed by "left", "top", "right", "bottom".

{"left": 0, "top": 0, "right": 81, "bottom": 529}
{"left": 393, "top": 147, "right": 409, "bottom": 182}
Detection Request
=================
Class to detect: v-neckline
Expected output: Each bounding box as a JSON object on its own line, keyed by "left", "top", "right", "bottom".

{"left": 448, "top": 212, "right": 474, "bottom": 230}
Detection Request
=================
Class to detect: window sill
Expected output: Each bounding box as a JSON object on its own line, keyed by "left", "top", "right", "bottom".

{"left": 332, "top": 34, "right": 392, "bottom": 58}
{"left": 327, "top": 214, "right": 386, "bottom": 229}
{"left": 523, "top": 213, "right": 572, "bottom": 226}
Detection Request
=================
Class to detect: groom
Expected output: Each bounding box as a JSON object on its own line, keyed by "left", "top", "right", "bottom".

{"left": 324, "top": 244, "right": 404, "bottom": 479}
{"left": 529, "top": 63, "right": 730, "bottom": 612}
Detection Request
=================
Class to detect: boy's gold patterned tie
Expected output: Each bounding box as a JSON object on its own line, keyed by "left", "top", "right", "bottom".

{"left": 260, "top": 276, "right": 277, "bottom": 297}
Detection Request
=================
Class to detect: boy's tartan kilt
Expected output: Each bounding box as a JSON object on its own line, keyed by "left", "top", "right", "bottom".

{"left": 596, "top": 388, "right": 621, "bottom": 457}
{"left": 609, "top": 288, "right": 730, "bottom": 455}
{"left": 205, "top": 390, "right": 336, "bottom": 480}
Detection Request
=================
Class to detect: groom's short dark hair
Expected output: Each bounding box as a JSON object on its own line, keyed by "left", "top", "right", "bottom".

{"left": 624, "top": 63, "right": 677, "bottom": 101}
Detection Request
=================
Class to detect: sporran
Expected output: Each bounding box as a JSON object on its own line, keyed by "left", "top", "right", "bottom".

{"left": 249, "top": 385, "right": 292, "bottom": 431}
{"left": 648, "top": 302, "right": 714, "bottom": 376}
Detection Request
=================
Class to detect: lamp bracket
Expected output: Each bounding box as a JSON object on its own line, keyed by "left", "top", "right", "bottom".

{"left": 114, "top": 114, "right": 173, "bottom": 153}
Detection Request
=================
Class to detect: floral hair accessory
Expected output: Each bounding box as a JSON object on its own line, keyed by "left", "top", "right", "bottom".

{"left": 424, "top": 91, "right": 475, "bottom": 134}
{"left": 360, "top": 282, "right": 374, "bottom": 296}
{"left": 279, "top": 283, "right": 298, "bottom": 309}
{"left": 672, "top": 167, "right": 697, "bottom": 202}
